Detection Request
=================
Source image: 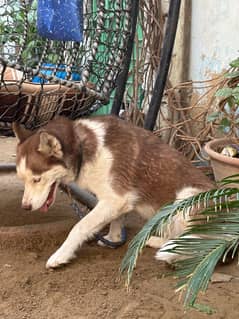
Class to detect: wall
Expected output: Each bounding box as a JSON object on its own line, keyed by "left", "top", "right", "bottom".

{"left": 189, "top": 0, "right": 239, "bottom": 80}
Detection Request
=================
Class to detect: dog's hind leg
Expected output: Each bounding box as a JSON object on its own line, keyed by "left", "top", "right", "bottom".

{"left": 146, "top": 236, "right": 166, "bottom": 249}
{"left": 97, "top": 216, "right": 125, "bottom": 248}
{"left": 46, "top": 199, "right": 129, "bottom": 269}
{"left": 154, "top": 186, "right": 204, "bottom": 264}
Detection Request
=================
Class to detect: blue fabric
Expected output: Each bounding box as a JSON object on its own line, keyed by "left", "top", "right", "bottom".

{"left": 37, "top": 0, "right": 83, "bottom": 42}
{"left": 32, "top": 63, "right": 81, "bottom": 83}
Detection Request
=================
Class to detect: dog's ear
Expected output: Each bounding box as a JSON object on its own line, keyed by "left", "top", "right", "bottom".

{"left": 12, "top": 122, "right": 34, "bottom": 143}
{"left": 38, "top": 132, "right": 63, "bottom": 159}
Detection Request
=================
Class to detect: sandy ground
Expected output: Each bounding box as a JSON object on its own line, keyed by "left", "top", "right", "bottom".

{"left": 1, "top": 137, "right": 239, "bottom": 319}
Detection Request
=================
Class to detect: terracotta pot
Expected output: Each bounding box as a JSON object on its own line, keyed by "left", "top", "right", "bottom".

{"left": 204, "top": 138, "right": 239, "bottom": 186}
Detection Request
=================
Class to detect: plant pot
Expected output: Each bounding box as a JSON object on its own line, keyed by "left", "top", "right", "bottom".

{"left": 204, "top": 137, "right": 239, "bottom": 186}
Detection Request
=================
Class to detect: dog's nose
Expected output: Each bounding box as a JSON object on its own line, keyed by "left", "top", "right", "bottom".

{"left": 22, "top": 203, "right": 32, "bottom": 211}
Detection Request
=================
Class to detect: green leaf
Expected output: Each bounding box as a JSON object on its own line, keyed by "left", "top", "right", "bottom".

{"left": 207, "top": 111, "right": 220, "bottom": 122}
{"left": 175, "top": 238, "right": 228, "bottom": 306}
{"left": 219, "top": 118, "right": 231, "bottom": 132}
{"left": 226, "top": 96, "right": 235, "bottom": 108}
{"left": 219, "top": 174, "right": 239, "bottom": 186}
{"left": 171, "top": 206, "right": 239, "bottom": 306}
{"left": 232, "top": 87, "right": 239, "bottom": 101}
{"left": 215, "top": 88, "right": 233, "bottom": 98}
{"left": 192, "top": 303, "right": 216, "bottom": 314}
{"left": 120, "top": 202, "right": 180, "bottom": 286}
{"left": 230, "top": 58, "right": 239, "bottom": 68}
{"left": 224, "top": 71, "right": 239, "bottom": 79}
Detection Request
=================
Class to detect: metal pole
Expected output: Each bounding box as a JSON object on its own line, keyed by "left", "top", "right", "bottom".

{"left": 110, "top": 0, "right": 139, "bottom": 115}
{"left": 0, "top": 163, "right": 16, "bottom": 173}
{"left": 60, "top": 183, "right": 97, "bottom": 209}
{"left": 144, "top": 0, "right": 181, "bottom": 131}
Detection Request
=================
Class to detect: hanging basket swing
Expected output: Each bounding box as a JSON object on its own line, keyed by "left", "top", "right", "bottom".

{"left": 0, "top": 0, "right": 132, "bottom": 129}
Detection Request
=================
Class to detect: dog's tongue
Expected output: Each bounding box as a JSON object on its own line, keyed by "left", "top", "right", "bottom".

{"left": 40, "top": 202, "right": 49, "bottom": 213}
{"left": 39, "top": 182, "right": 56, "bottom": 213}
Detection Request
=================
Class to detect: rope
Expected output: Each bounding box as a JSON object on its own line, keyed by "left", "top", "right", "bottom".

{"left": 70, "top": 198, "right": 127, "bottom": 249}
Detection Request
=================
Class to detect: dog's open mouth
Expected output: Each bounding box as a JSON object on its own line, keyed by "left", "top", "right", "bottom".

{"left": 39, "top": 182, "right": 57, "bottom": 213}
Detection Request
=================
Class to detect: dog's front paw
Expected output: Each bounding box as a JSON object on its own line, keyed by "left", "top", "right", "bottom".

{"left": 46, "top": 249, "right": 76, "bottom": 269}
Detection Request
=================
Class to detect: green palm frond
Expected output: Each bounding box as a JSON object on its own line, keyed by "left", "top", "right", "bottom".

{"left": 168, "top": 223, "right": 239, "bottom": 306}
{"left": 121, "top": 175, "right": 239, "bottom": 307}
{"left": 173, "top": 238, "right": 229, "bottom": 301}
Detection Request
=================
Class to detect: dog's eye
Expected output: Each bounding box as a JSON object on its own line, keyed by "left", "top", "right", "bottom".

{"left": 33, "top": 177, "right": 41, "bottom": 183}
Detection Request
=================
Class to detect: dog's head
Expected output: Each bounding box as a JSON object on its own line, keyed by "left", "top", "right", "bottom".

{"left": 13, "top": 123, "right": 70, "bottom": 212}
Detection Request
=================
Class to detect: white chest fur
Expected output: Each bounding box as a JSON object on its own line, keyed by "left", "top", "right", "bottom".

{"left": 77, "top": 146, "right": 114, "bottom": 199}
{"left": 75, "top": 119, "right": 114, "bottom": 199}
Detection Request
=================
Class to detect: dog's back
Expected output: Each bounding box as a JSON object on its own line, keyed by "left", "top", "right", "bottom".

{"left": 74, "top": 115, "right": 213, "bottom": 214}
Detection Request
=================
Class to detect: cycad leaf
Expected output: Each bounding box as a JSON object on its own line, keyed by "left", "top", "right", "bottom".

{"left": 184, "top": 241, "right": 227, "bottom": 306}
{"left": 170, "top": 237, "right": 231, "bottom": 306}
{"left": 120, "top": 202, "right": 179, "bottom": 285}
{"left": 121, "top": 186, "right": 239, "bottom": 282}
{"left": 121, "top": 175, "right": 239, "bottom": 306}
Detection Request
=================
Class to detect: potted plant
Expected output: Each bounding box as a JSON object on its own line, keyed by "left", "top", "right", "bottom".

{"left": 204, "top": 57, "right": 239, "bottom": 184}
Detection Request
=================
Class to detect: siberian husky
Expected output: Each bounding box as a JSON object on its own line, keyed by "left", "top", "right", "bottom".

{"left": 13, "top": 115, "right": 213, "bottom": 268}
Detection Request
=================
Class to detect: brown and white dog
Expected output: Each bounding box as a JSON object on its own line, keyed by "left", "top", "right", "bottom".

{"left": 13, "top": 115, "right": 213, "bottom": 268}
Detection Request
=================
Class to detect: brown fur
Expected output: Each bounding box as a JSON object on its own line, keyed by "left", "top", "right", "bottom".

{"left": 74, "top": 122, "right": 98, "bottom": 164}
{"left": 83, "top": 116, "right": 213, "bottom": 208}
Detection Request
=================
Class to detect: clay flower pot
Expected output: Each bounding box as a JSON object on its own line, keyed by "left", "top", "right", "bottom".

{"left": 204, "top": 138, "right": 239, "bottom": 186}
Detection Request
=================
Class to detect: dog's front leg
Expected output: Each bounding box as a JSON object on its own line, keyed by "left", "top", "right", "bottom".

{"left": 46, "top": 200, "right": 123, "bottom": 269}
